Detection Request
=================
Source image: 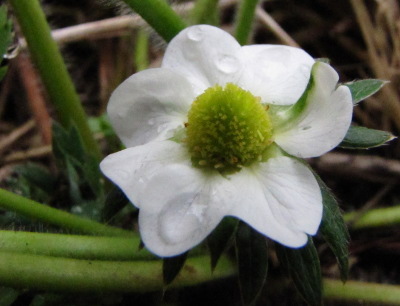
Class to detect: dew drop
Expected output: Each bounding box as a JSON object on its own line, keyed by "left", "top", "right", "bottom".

{"left": 216, "top": 55, "right": 238, "bottom": 74}
{"left": 148, "top": 118, "right": 155, "bottom": 126}
{"left": 187, "top": 27, "right": 204, "bottom": 42}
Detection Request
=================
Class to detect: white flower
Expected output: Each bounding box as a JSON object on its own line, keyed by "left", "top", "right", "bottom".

{"left": 100, "top": 25, "right": 353, "bottom": 257}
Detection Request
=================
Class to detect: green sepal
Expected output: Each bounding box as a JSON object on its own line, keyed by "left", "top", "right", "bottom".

{"left": 316, "top": 175, "right": 349, "bottom": 282}
{"left": 271, "top": 61, "right": 318, "bottom": 131}
{"left": 339, "top": 125, "right": 395, "bottom": 149}
{"left": 276, "top": 238, "right": 322, "bottom": 306}
{"left": 235, "top": 222, "right": 268, "bottom": 306}
{"left": 163, "top": 252, "right": 189, "bottom": 286}
{"left": 101, "top": 186, "right": 130, "bottom": 223}
{"left": 207, "top": 216, "right": 239, "bottom": 271}
{"left": 344, "top": 79, "right": 387, "bottom": 105}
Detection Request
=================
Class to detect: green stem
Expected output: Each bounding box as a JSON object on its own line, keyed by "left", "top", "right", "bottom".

{"left": 0, "top": 230, "right": 153, "bottom": 261}
{"left": 190, "top": 0, "right": 220, "bottom": 25}
{"left": 0, "top": 188, "right": 132, "bottom": 237}
{"left": 134, "top": 29, "right": 149, "bottom": 72}
{"left": 9, "top": 0, "right": 101, "bottom": 159}
{"left": 344, "top": 206, "right": 400, "bottom": 229}
{"left": 0, "top": 252, "right": 235, "bottom": 292}
{"left": 123, "top": 0, "right": 187, "bottom": 42}
{"left": 234, "top": 0, "right": 259, "bottom": 45}
{"left": 324, "top": 279, "right": 400, "bottom": 305}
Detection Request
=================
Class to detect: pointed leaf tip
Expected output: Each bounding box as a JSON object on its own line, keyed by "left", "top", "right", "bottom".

{"left": 344, "top": 79, "right": 388, "bottom": 104}
{"left": 163, "top": 252, "right": 189, "bottom": 286}
{"left": 276, "top": 238, "right": 322, "bottom": 306}
{"left": 340, "top": 126, "right": 395, "bottom": 149}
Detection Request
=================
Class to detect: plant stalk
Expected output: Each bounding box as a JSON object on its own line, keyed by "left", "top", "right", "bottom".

{"left": 0, "top": 230, "right": 151, "bottom": 261}
{"left": 122, "top": 0, "right": 187, "bottom": 42}
{"left": 0, "top": 252, "right": 235, "bottom": 292}
{"left": 234, "top": 0, "right": 259, "bottom": 45}
{"left": 0, "top": 188, "right": 132, "bottom": 237}
{"left": 324, "top": 279, "right": 400, "bottom": 305}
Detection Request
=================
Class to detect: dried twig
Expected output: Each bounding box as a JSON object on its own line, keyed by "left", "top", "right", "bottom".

{"left": 0, "top": 120, "right": 36, "bottom": 155}
{"left": 255, "top": 6, "right": 300, "bottom": 47}
{"left": 18, "top": 0, "right": 238, "bottom": 48}
{"left": 3, "top": 145, "right": 51, "bottom": 164}
{"left": 310, "top": 152, "right": 400, "bottom": 183}
{"left": 16, "top": 52, "right": 52, "bottom": 145}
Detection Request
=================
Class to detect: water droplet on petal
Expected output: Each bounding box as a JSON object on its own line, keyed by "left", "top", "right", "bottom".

{"left": 216, "top": 55, "right": 238, "bottom": 74}
{"left": 187, "top": 27, "right": 204, "bottom": 42}
{"left": 158, "top": 194, "right": 203, "bottom": 244}
{"left": 148, "top": 118, "right": 155, "bottom": 126}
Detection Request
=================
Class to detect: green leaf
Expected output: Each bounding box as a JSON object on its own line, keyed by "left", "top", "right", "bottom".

{"left": 344, "top": 79, "right": 387, "bottom": 104}
{"left": 207, "top": 216, "right": 238, "bottom": 271}
{"left": 276, "top": 238, "right": 322, "bottom": 306}
{"left": 14, "top": 163, "right": 56, "bottom": 196}
{"left": 163, "top": 252, "right": 189, "bottom": 286}
{"left": 52, "top": 122, "right": 86, "bottom": 167}
{"left": 52, "top": 123, "right": 104, "bottom": 218}
{"left": 235, "top": 222, "right": 268, "bottom": 306}
{"left": 339, "top": 125, "right": 395, "bottom": 149}
{"left": 317, "top": 176, "right": 349, "bottom": 282}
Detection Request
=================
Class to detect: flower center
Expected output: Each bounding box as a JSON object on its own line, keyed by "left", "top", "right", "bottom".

{"left": 186, "top": 83, "right": 273, "bottom": 172}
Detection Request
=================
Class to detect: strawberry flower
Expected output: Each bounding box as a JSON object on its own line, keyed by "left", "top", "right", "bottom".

{"left": 100, "top": 25, "right": 353, "bottom": 257}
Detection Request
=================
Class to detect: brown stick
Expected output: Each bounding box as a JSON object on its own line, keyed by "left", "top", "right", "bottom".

{"left": 0, "top": 120, "right": 36, "bottom": 155}
{"left": 16, "top": 52, "right": 52, "bottom": 145}
{"left": 310, "top": 152, "right": 400, "bottom": 183}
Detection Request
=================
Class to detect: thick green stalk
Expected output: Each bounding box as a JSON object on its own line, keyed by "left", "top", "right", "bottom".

{"left": 9, "top": 0, "right": 101, "bottom": 159}
{"left": 123, "top": 0, "right": 187, "bottom": 42}
{"left": 324, "top": 279, "right": 400, "bottom": 304}
{"left": 234, "top": 0, "right": 259, "bottom": 45}
{"left": 0, "top": 231, "right": 152, "bottom": 261}
{"left": 344, "top": 206, "right": 400, "bottom": 229}
{"left": 0, "top": 188, "right": 132, "bottom": 237}
{"left": 0, "top": 252, "right": 235, "bottom": 292}
{"left": 190, "top": 0, "right": 220, "bottom": 25}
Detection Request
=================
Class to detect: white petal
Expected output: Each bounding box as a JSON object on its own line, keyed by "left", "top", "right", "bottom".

{"left": 237, "top": 45, "right": 314, "bottom": 105}
{"left": 100, "top": 141, "right": 190, "bottom": 208}
{"left": 274, "top": 62, "right": 353, "bottom": 158}
{"left": 162, "top": 25, "right": 242, "bottom": 93}
{"left": 228, "top": 157, "right": 322, "bottom": 247}
{"left": 138, "top": 165, "right": 235, "bottom": 257}
{"left": 107, "top": 68, "right": 196, "bottom": 148}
